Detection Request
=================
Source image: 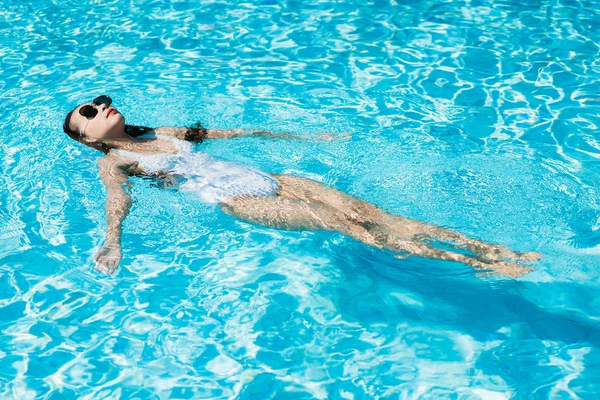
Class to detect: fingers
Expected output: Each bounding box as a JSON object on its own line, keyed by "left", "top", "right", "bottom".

{"left": 94, "top": 256, "right": 120, "bottom": 275}
{"left": 318, "top": 132, "right": 352, "bottom": 141}
{"left": 94, "top": 248, "right": 105, "bottom": 262}
{"left": 93, "top": 245, "right": 121, "bottom": 275}
{"left": 94, "top": 261, "right": 109, "bottom": 274}
{"left": 94, "top": 254, "right": 106, "bottom": 273}
{"left": 108, "top": 260, "right": 119, "bottom": 275}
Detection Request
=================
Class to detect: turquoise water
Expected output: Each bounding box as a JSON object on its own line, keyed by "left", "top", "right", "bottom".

{"left": 1, "top": 0, "right": 600, "bottom": 397}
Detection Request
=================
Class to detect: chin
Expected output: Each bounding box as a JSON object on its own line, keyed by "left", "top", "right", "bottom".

{"left": 113, "top": 115, "right": 125, "bottom": 130}
{"left": 104, "top": 119, "right": 126, "bottom": 138}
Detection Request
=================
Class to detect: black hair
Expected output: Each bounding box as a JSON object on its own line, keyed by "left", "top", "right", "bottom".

{"left": 63, "top": 109, "right": 156, "bottom": 154}
{"left": 125, "top": 124, "right": 154, "bottom": 137}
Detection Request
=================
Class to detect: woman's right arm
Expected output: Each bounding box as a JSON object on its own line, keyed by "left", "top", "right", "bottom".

{"left": 95, "top": 155, "right": 138, "bottom": 275}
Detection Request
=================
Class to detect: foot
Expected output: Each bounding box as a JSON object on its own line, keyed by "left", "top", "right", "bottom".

{"left": 395, "top": 253, "right": 410, "bottom": 260}
{"left": 478, "top": 261, "right": 534, "bottom": 278}
{"left": 481, "top": 246, "right": 542, "bottom": 263}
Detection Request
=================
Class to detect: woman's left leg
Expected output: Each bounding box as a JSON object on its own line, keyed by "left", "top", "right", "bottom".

{"left": 219, "top": 195, "right": 380, "bottom": 247}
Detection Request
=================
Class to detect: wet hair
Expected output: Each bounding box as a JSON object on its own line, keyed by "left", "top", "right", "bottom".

{"left": 63, "top": 109, "right": 154, "bottom": 154}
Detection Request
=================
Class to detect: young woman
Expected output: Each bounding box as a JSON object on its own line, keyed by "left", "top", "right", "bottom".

{"left": 63, "top": 95, "right": 541, "bottom": 277}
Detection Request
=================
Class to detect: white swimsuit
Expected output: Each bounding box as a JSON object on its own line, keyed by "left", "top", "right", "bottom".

{"left": 112, "top": 134, "right": 279, "bottom": 204}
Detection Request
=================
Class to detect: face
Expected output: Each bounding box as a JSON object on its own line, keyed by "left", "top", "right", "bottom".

{"left": 69, "top": 102, "right": 125, "bottom": 141}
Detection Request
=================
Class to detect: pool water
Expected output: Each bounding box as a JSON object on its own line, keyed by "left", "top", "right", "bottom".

{"left": 1, "top": 0, "right": 600, "bottom": 397}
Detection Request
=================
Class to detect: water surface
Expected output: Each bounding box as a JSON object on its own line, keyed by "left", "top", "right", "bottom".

{"left": 1, "top": 0, "right": 599, "bottom": 398}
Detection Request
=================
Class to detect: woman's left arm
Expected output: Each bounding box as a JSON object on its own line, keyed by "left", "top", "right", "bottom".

{"left": 152, "top": 126, "right": 207, "bottom": 142}
{"left": 153, "top": 126, "right": 350, "bottom": 141}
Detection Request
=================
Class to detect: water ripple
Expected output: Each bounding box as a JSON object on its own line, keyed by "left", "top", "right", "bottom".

{"left": 1, "top": 0, "right": 600, "bottom": 397}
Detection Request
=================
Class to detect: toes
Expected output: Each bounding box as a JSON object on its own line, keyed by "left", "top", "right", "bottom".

{"left": 492, "top": 262, "right": 533, "bottom": 278}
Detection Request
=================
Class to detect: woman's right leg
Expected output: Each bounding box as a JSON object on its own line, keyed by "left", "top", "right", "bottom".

{"left": 272, "top": 174, "right": 540, "bottom": 263}
{"left": 220, "top": 195, "right": 532, "bottom": 277}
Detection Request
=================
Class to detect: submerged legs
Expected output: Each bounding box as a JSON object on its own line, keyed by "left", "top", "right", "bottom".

{"left": 219, "top": 174, "right": 540, "bottom": 278}
{"left": 220, "top": 195, "right": 381, "bottom": 248}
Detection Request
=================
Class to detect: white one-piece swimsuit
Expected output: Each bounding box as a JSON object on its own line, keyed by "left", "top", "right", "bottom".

{"left": 112, "top": 134, "right": 280, "bottom": 204}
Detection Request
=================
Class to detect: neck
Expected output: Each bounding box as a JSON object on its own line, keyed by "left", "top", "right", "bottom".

{"left": 101, "top": 134, "right": 154, "bottom": 151}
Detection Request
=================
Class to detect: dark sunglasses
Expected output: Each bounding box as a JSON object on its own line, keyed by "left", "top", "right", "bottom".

{"left": 79, "top": 95, "right": 112, "bottom": 119}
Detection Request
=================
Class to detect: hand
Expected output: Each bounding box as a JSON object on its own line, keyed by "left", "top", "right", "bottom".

{"left": 94, "top": 243, "right": 122, "bottom": 275}
{"left": 316, "top": 131, "right": 352, "bottom": 141}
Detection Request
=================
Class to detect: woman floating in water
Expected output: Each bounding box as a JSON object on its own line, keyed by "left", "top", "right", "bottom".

{"left": 63, "top": 95, "right": 540, "bottom": 277}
